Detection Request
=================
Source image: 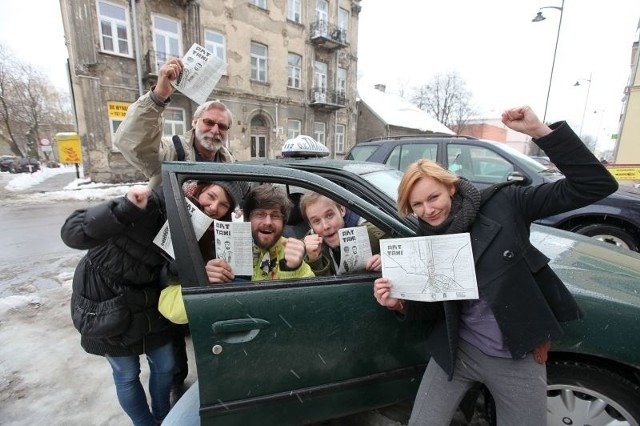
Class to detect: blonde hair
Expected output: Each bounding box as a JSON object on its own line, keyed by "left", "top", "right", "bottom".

{"left": 299, "top": 192, "right": 342, "bottom": 223}
{"left": 397, "top": 159, "right": 459, "bottom": 217}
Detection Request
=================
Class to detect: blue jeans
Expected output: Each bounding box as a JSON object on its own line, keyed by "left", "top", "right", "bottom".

{"left": 106, "top": 342, "right": 175, "bottom": 426}
{"left": 162, "top": 380, "right": 200, "bottom": 426}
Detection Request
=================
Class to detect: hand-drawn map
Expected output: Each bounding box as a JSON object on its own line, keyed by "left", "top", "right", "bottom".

{"left": 380, "top": 233, "right": 478, "bottom": 302}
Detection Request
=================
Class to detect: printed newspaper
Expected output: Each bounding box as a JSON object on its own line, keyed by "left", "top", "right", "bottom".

{"left": 171, "top": 43, "right": 227, "bottom": 104}
{"left": 335, "top": 226, "right": 373, "bottom": 274}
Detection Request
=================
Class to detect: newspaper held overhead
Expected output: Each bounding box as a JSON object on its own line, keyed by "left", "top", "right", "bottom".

{"left": 213, "top": 220, "right": 253, "bottom": 276}
{"left": 380, "top": 233, "right": 479, "bottom": 302}
{"left": 153, "top": 198, "right": 214, "bottom": 259}
{"left": 171, "top": 43, "right": 227, "bottom": 105}
{"left": 336, "top": 226, "right": 373, "bottom": 274}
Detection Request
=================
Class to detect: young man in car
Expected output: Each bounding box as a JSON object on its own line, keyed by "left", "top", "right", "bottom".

{"left": 202, "top": 184, "right": 314, "bottom": 282}
{"left": 114, "top": 57, "right": 235, "bottom": 188}
{"left": 160, "top": 184, "right": 314, "bottom": 317}
{"left": 299, "top": 192, "right": 384, "bottom": 276}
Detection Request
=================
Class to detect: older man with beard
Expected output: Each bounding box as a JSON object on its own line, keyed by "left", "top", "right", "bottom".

{"left": 114, "top": 57, "right": 240, "bottom": 404}
{"left": 114, "top": 57, "right": 235, "bottom": 188}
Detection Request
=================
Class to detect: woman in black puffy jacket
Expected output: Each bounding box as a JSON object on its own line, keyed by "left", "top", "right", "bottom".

{"left": 61, "top": 180, "right": 241, "bottom": 426}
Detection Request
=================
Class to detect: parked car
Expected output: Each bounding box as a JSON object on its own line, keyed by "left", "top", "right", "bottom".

{"left": 0, "top": 155, "right": 18, "bottom": 173}
{"left": 161, "top": 158, "right": 640, "bottom": 425}
{"left": 529, "top": 155, "right": 555, "bottom": 169}
{"left": 345, "top": 135, "right": 640, "bottom": 251}
{"left": 15, "top": 157, "right": 40, "bottom": 173}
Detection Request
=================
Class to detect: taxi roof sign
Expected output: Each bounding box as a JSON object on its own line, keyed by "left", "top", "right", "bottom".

{"left": 281, "top": 135, "right": 330, "bottom": 158}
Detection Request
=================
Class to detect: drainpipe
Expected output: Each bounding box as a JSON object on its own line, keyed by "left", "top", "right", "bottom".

{"left": 131, "top": 0, "right": 144, "bottom": 96}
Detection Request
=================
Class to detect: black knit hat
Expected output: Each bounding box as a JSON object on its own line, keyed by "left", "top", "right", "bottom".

{"left": 182, "top": 180, "right": 244, "bottom": 208}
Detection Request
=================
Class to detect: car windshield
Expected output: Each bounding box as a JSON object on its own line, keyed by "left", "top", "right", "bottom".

{"left": 345, "top": 145, "right": 379, "bottom": 161}
{"left": 494, "top": 143, "right": 562, "bottom": 176}
{"left": 360, "top": 168, "right": 403, "bottom": 200}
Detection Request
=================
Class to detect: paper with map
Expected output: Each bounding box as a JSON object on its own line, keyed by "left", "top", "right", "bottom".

{"left": 154, "top": 198, "right": 213, "bottom": 259}
{"left": 380, "top": 233, "right": 478, "bottom": 302}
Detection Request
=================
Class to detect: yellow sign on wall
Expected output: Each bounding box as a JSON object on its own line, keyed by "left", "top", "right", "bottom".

{"left": 108, "top": 101, "right": 130, "bottom": 119}
{"left": 56, "top": 132, "right": 83, "bottom": 164}
{"left": 607, "top": 166, "right": 640, "bottom": 181}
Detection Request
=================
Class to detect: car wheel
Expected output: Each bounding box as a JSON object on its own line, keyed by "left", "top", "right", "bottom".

{"left": 547, "top": 361, "right": 640, "bottom": 426}
{"left": 574, "top": 223, "right": 639, "bottom": 251}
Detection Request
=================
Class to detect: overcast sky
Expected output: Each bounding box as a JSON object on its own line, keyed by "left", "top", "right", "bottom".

{"left": 358, "top": 0, "right": 640, "bottom": 150}
{"left": 1, "top": 1, "right": 639, "bottom": 151}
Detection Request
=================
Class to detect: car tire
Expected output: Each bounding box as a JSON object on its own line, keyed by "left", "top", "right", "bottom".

{"left": 574, "top": 223, "right": 639, "bottom": 251}
{"left": 547, "top": 360, "right": 640, "bottom": 426}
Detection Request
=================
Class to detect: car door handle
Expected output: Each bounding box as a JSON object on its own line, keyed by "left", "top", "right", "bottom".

{"left": 212, "top": 319, "right": 271, "bottom": 344}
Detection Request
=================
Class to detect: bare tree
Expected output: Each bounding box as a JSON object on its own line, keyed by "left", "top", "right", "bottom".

{"left": 0, "top": 43, "right": 73, "bottom": 159}
{"left": 409, "top": 72, "right": 477, "bottom": 133}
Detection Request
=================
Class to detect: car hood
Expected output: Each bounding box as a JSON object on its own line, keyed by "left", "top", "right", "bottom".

{"left": 531, "top": 224, "right": 640, "bottom": 303}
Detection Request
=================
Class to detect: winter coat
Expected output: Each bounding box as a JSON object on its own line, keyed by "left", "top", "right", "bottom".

{"left": 61, "top": 187, "right": 173, "bottom": 356}
{"left": 113, "top": 91, "right": 235, "bottom": 188}
{"left": 405, "top": 122, "right": 619, "bottom": 379}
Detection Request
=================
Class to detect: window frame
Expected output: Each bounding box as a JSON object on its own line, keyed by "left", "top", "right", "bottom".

{"left": 287, "top": 53, "right": 302, "bottom": 89}
{"left": 288, "top": 119, "right": 301, "bottom": 140}
{"left": 204, "top": 29, "right": 226, "bottom": 65}
{"left": 251, "top": 42, "right": 268, "bottom": 83}
{"left": 96, "top": 0, "right": 132, "bottom": 57}
{"left": 335, "top": 123, "right": 345, "bottom": 154}
{"left": 313, "top": 122, "right": 326, "bottom": 145}
{"left": 152, "top": 14, "right": 183, "bottom": 74}
{"left": 287, "top": 0, "right": 301, "bottom": 23}
{"left": 162, "top": 107, "right": 187, "bottom": 137}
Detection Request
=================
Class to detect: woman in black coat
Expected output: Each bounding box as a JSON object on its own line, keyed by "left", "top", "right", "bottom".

{"left": 61, "top": 180, "right": 242, "bottom": 426}
{"left": 373, "top": 106, "right": 618, "bottom": 425}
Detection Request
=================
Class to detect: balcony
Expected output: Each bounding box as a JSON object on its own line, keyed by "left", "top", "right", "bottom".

{"left": 309, "top": 88, "right": 347, "bottom": 111}
{"left": 309, "top": 20, "right": 348, "bottom": 51}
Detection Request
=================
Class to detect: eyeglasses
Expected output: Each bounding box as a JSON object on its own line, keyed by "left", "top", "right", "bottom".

{"left": 200, "top": 118, "right": 230, "bottom": 132}
{"left": 250, "top": 210, "right": 285, "bottom": 222}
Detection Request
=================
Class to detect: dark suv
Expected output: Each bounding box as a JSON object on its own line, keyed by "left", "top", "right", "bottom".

{"left": 346, "top": 135, "right": 640, "bottom": 251}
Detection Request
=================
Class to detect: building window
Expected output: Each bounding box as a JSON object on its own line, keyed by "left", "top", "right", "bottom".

{"left": 251, "top": 42, "right": 268, "bottom": 82}
{"left": 315, "top": 0, "right": 329, "bottom": 35}
{"left": 287, "top": 0, "right": 301, "bottom": 23}
{"left": 204, "top": 30, "right": 226, "bottom": 63}
{"left": 336, "top": 67, "right": 347, "bottom": 100}
{"left": 152, "top": 15, "right": 182, "bottom": 73}
{"left": 313, "top": 61, "right": 327, "bottom": 102}
{"left": 97, "top": 1, "right": 131, "bottom": 56}
{"left": 313, "top": 122, "right": 326, "bottom": 145}
{"left": 162, "top": 108, "right": 186, "bottom": 137}
{"left": 337, "top": 7, "right": 349, "bottom": 42}
{"left": 288, "top": 53, "right": 302, "bottom": 89}
{"left": 288, "top": 120, "right": 301, "bottom": 140}
{"left": 110, "top": 119, "right": 123, "bottom": 151}
{"left": 335, "top": 124, "right": 345, "bottom": 154}
{"left": 250, "top": 0, "right": 267, "bottom": 9}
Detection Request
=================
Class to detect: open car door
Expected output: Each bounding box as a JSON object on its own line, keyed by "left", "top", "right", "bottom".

{"left": 162, "top": 162, "right": 430, "bottom": 425}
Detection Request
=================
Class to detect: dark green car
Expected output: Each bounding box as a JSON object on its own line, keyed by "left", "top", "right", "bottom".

{"left": 162, "top": 158, "right": 640, "bottom": 426}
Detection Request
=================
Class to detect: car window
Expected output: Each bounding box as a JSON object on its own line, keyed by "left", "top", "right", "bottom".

{"left": 448, "top": 144, "right": 514, "bottom": 184}
{"left": 345, "top": 145, "right": 379, "bottom": 161}
{"left": 400, "top": 144, "right": 437, "bottom": 172}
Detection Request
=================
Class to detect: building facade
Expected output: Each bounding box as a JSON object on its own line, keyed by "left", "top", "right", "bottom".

{"left": 60, "top": 0, "right": 361, "bottom": 183}
{"left": 614, "top": 34, "right": 640, "bottom": 165}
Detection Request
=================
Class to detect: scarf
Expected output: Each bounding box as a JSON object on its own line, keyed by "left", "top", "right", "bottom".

{"left": 417, "top": 178, "right": 481, "bottom": 236}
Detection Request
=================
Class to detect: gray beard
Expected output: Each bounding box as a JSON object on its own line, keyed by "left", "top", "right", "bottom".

{"left": 195, "top": 129, "right": 223, "bottom": 152}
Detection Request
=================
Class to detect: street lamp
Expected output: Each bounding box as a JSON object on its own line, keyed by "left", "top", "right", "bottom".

{"left": 574, "top": 72, "right": 592, "bottom": 139}
{"left": 532, "top": 0, "right": 565, "bottom": 125}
